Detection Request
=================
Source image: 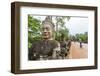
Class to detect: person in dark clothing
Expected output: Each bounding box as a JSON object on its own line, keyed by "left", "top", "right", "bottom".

{"left": 28, "top": 16, "right": 60, "bottom": 60}
{"left": 79, "top": 39, "right": 82, "bottom": 48}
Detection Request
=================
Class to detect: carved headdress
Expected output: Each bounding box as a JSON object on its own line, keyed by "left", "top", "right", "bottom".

{"left": 42, "top": 16, "right": 55, "bottom": 30}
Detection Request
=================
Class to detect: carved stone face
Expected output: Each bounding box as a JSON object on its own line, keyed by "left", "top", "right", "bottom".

{"left": 42, "top": 24, "right": 53, "bottom": 39}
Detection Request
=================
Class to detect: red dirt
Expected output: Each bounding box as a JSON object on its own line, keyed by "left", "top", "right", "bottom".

{"left": 68, "top": 42, "right": 88, "bottom": 59}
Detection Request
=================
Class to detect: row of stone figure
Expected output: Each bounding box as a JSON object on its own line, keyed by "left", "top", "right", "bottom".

{"left": 28, "top": 40, "right": 71, "bottom": 60}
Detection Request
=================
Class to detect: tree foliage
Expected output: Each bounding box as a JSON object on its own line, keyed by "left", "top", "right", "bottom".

{"left": 28, "top": 15, "right": 42, "bottom": 48}
{"left": 54, "top": 16, "right": 70, "bottom": 41}
{"left": 71, "top": 32, "right": 88, "bottom": 43}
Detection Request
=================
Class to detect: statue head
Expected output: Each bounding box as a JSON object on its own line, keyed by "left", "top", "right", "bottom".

{"left": 41, "top": 16, "right": 55, "bottom": 40}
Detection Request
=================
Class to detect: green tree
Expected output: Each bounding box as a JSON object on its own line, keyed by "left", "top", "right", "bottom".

{"left": 28, "top": 15, "right": 42, "bottom": 48}
{"left": 74, "top": 32, "right": 88, "bottom": 43}
{"left": 54, "top": 16, "right": 70, "bottom": 41}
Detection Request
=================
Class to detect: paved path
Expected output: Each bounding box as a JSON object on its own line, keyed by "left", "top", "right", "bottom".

{"left": 68, "top": 42, "right": 88, "bottom": 59}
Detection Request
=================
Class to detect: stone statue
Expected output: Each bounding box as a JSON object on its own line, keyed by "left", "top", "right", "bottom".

{"left": 28, "top": 16, "right": 60, "bottom": 60}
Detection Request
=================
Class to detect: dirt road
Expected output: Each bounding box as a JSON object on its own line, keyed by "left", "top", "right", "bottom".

{"left": 68, "top": 42, "right": 88, "bottom": 59}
